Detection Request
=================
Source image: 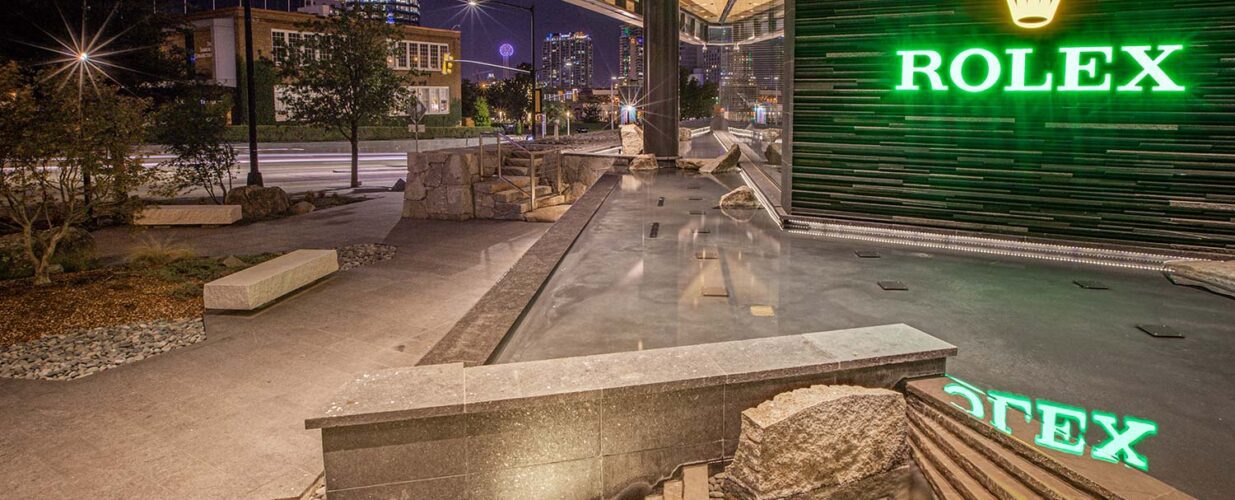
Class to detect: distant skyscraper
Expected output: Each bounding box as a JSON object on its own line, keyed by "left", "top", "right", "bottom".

{"left": 618, "top": 26, "right": 644, "bottom": 84}
{"left": 540, "top": 32, "right": 593, "bottom": 90}
{"left": 346, "top": 0, "right": 420, "bottom": 25}
{"left": 294, "top": 0, "right": 420, "bottom": 25}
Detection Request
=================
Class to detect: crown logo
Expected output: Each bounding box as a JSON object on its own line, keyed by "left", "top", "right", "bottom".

{"left": 1006, "top": 0, "right": 1061, "bottom": 29}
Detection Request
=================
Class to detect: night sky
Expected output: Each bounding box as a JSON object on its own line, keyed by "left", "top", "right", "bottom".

{"left": 417, "top": 0, "right": 627, "bottom": 87}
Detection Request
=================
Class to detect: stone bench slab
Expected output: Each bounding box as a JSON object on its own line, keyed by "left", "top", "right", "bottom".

{"left": 204, "top": 249, "right": 338, "bottom": 310}
{"left": 134, "top": 205, "right": 242, "bottom": 226}
{"left": 1165, "top": 259, "right": 1235, "bottom": 298}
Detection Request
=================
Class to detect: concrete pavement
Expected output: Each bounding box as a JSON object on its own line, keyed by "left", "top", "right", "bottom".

{"left": 1, "top": 212, "right": 548, "bottom": 498}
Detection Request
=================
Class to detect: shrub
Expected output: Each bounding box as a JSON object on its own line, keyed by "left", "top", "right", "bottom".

{"left": 127, "top": 237, "right": 196, "bottom": 268}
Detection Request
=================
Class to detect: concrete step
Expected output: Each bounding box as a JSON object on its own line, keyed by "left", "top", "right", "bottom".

{"left": 682, "top": 464, "right": 709, "bottom": 500}
{"left": 491, "top": 185, "right": 552, "bottom": 204}
{"left": 493, "top": 194, "right": 570, "bottom": 220}
{"left": 498, "top": 165, "right": 531, "bottom": 177}
{"left": 913, "top": 441, "right": 967, "bottom": 500}
{"left": 909, "top": 420, "right": 997, "bottom": 499}
{"left": 910, "top": 399, "right": 1093, "bottom": 500}
{"left": 504, "top": 156, "right": 544, "bottom": 168}
{"left": 663, "top": 479, "right": 683, "bottom": 500}
{"left": 909, "top": 410, "right": 1039, "bottom": 499}
{"left": 474, "top": 175, "right": 534, "bottom": 194}
{"left": 905, "top": 377, "right": 1191, "bottom": 500}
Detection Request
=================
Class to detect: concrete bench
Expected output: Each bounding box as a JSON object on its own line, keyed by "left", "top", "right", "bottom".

{"left": 204, "top": 249, "right": 338, "bottom": 310}
{"left": 135, "top": 205, "right": 242, "bottom": 226}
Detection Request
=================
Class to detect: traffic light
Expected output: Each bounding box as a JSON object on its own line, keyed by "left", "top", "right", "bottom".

{"left": 443, "top": 53, "right": 454, "bottom": 75}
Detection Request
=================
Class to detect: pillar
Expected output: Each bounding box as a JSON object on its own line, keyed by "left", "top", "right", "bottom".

{"left": 643, "top": 0, "right": 680, "bottom": 164}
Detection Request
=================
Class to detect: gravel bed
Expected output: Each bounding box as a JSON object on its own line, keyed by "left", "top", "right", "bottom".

{"left": 337, "top": 243, "right": 397, "bottom": 271}
{"left": 0, "top": 317, "right": 205, "bottom": 381}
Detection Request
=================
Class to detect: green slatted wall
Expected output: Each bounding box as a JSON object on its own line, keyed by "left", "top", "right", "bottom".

{"left": 790, "top": 0, "right": 1235, "bottom": 251}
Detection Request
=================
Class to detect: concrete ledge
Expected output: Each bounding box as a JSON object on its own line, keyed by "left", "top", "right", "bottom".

{"left": 306, "top": 324, "right": 955, "bottom": 500}
{"left": 204, "top": 249, "right": 338, "bottom": 310}
{"left": 134, "top": 205, "right": 242, "bottom": 226}
{"left": 417, "top": 173, "right": 621, "bottom": 367}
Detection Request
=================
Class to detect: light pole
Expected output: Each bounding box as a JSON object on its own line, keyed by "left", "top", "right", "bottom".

{"left": 466, "top": 0, "right": 537, "bottom": 140}
{"left": 242, "top": 0, "right": 262, "bottom": 186}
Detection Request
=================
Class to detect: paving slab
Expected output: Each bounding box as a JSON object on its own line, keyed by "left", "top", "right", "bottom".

{"left": 0, "top": 216, "right": 547, "bottom": 498}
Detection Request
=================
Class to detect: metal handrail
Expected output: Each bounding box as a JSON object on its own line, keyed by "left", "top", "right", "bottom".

{"left": 476, "top": 131, "right": 563, "bottom": 212}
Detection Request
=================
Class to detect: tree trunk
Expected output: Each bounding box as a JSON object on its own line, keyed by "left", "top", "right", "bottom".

{"left": 350, "top": 123, "right": 360, "bottom": 188}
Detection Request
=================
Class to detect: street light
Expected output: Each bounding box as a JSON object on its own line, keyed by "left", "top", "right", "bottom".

{"left": 241, "top": 0, "right": 262, "bottom": 186}
{"left": 464, "top": 0, "right": 537, "bottom": 139}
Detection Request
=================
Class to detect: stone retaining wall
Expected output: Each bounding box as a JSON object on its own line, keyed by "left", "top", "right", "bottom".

{"left": 306, "top": 324, "right": 956, "bottom": 500}
{"left": 403, "top": 146, "right": 614, "bottom": 220}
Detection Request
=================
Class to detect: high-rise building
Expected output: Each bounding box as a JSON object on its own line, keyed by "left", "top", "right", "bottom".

{"left": 618, "top": 26, "right": 644, "bottom": 84}
{"left": 540, "top": 32, "right": 593, "bottom": 90}
{"left": 296, "top": 0, "right": 421, "bottom": 25}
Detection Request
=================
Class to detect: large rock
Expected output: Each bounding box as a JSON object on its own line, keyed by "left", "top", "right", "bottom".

{"left": 621, "top": 124, "right": 644, "bottom": 155}
{"left": 1166, "top": 259, "right": 1235, "bottom": 298}
{"left": 0, "top": 227, "right": 95, "bottom": 279}
{"left": 725, "top": 385, "right": 909, "bottom": 499}
{"left": 761, "top": 128, "right": 782, "bottom": 144}
{"left": 289, "top": 201, "right": 316, "bottom": 215}
{"left": 765, "top": 142, "right": 782, "bottom": 166}
{"left": 629, "top": 154, "right": 659, "bottom": 171}
{"left": 224, "top": 185, "right": 290, "bottom": 220}
{"left": 679, "top": 127, "right": 693, "bottom": 142}
{"left": 676, "top": 158, "right": 707, "bottom": 170}
{"left": 720, "top": 186, "right": 761, "bottom": 210}
{"left": 700, "top": 145, "right": 741, "bottom": 174}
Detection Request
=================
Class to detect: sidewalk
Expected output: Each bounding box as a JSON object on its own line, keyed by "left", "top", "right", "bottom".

{"left": 1, "top": 214, "right": 548, "bottom": 498}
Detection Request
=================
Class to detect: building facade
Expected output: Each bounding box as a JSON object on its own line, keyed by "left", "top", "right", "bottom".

{"left": 177, "top": 7, "right": 458, "bottom": 124}
{"left": 539, "top": 32, "right": 593, "bottom": 91}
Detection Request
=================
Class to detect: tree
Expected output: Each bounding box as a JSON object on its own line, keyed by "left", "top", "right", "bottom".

{"left": 461, "top": 78, "right": 480, "bottom": 120}
{"left": 278, "top": 5, "right": 410, "bottom": 188}
{"left": 580, "top": 103, "right": 602, "bottom": 123}
{"left": 474, "top": 96, "right": 492, "bottom": 127}
{"left": 153, "top": 86, "right": 238, "bottom": 204}
{"left": 488, "top": 63, "right": 533, "bottom": 130}
{"left": 0, "top": 64, "right": 148, "bottom": 285}
{"left": 680, "top": 67, "right": 719, "bottom": 119}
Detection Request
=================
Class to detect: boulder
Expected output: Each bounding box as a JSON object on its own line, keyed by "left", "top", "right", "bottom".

{"left": 676, "top": 158, "right": 707, "bottom": 170}
{"left": 679, "top": 127, "right": 693, "bottom": 142}
{"left": 391, "top": 178, "right": 407, "bottom": 192}
{"left": 0, "top": 227, "right": 96, "bottom": 280}
{"left": 700, "top": 145, "right": 741, "bottom": 174}
{"left": 289, "top": 201, "right": 316, "bottom": 215}
{"left": 620, "top": 124, "right": 644, "bottom": 155}
{"left": 629, "top": 154, "right": 659, "bottom": 171}
{"left": 1165, "top": 259, "right": 1235, "bottom": 298}
{"left": 225, "top": 185, "right": 291, "bottom": 220}
{"left": 761, "top": 128, "right": 781, "bottom": 144}
{"left": 221, "top": 255, "right": 247, "bottom": 268}
{"left": 725, "top": 385, "right": 909, "bottom": 499}
{"left": 765, "top": 143, "right": 782, "bottom": 166}
{"left": 720, "top": 186, "right": 761, "bottom": 210}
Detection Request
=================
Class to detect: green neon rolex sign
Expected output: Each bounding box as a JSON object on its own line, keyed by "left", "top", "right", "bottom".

{"left": 895, "top": 45, "right": 1186, "bottom": 93}
{"left": 943, "top": 376, "right": 1159, "bottom": 471}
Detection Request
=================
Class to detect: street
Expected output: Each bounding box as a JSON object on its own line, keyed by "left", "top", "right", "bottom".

{"left": 142, "top": 149, "right": 410, "bottom": 195}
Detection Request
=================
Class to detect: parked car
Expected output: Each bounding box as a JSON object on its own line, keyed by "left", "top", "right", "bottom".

{"left": 575, "top": 126, "right": 590, "bottom": 134}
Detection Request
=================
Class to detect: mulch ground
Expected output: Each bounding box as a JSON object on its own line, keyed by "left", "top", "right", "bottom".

{"left": 0, "top": 268, "right": 203, "bottom": 347}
